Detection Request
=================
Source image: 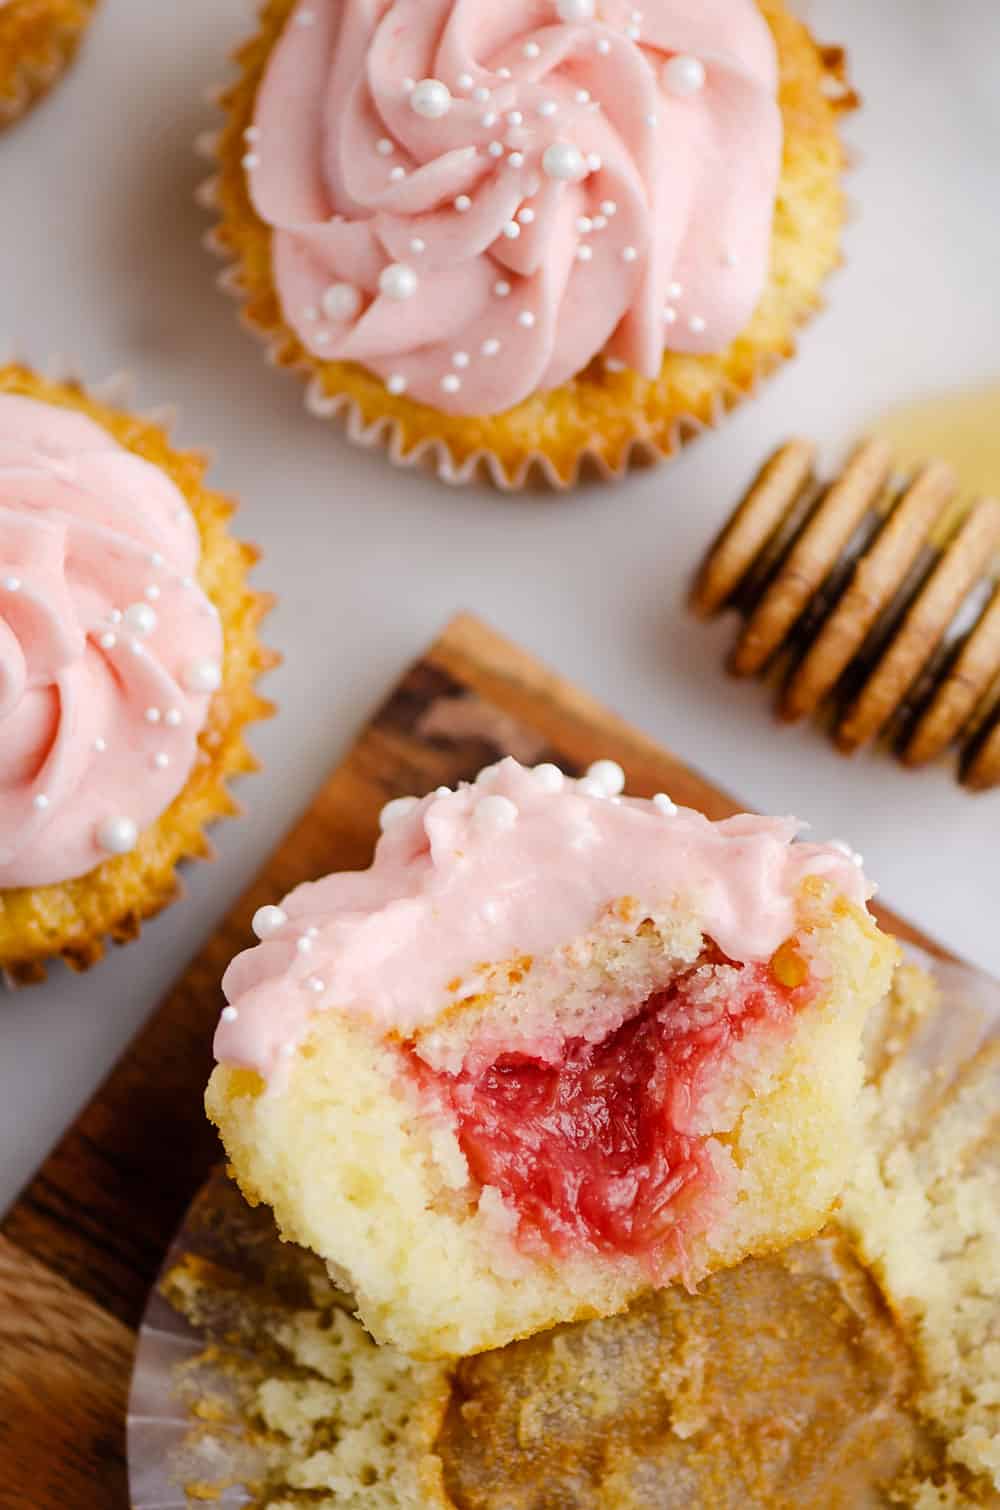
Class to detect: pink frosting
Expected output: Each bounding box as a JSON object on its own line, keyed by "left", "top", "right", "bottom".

{"left": 0, "top": 395, "right": 224, "bottom": 889}
{"left": 215, "top": 759, "right": 871, "bottom": 1080}
{"left": 248, "top": 0, "right": 782, "bottom": 415}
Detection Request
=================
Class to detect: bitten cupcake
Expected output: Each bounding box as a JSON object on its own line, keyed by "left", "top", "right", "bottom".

{"left": 208, "top": 0, "right": 854, "bottom": 487}
{"left": 0, "top": 0, "right": 98, "bottom": 128}
{"left": 0, "top": 364, "right": 274, "bottom": 983}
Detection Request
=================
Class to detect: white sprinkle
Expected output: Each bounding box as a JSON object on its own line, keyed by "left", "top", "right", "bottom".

{"left": 281, "top": 1042, "right": 296, "bottom": 1058}
{"left": 153, "top": 752, "right": 170, "bottom": 770}
{"left": 221, "top": 1005, "right": 239, "bottom": 1022}
{"left": 508, "top": 111, "right": 524, "bottom": 127}
{"left": 145, "top": 584, "right": 161, "bottom": 601}
{"left": 144, "top": 707, "right": 161, "bottom": 724}
{"left": 593, "top": 214, "right": 607, "bottom": 229}
{"left": 96, "top": 815, "right": 138, "bottom": 855}
{"left": 181, "top": 577, "right": 195, "bottom": 591}
{"left": 124, "top": 602, "right": 158, "bottom": 637}
{"left": 601, "top": 199, "right": 617, "bottom": 216}
{"left": 626, "top": 23, "right": 640, "bottom": 39}
{"left": 410, "top": 237, "right": 426, "bottom": 254}
{"left": 305, "top": 974, "right": 325, "bottom": 993}
{"left": 542, "top": 141, "right": 585, "bottom": 181}
{"left": 537, "top": 99, "right": 558, "bottom": 118}
{"left": 481, "top": 111, "right": 498, "bottom": 128}
{"left": 109, "top": 609, "right": 123, "bottom": 623}
{"left": 130, "top": 638, "right": 145, "bottom": 656}
{"left": 379, "top": 795, "right": 419, "bottom": 831}
{"left": 389, "top": 165, "right": 407, "bottom": 181}
{"left": 306, "top": 926, "right": 319, "bottom": 938}
{"left": 653, "top": 792, "right": 678, "bottom": 816}
{"left": 99, "top": 632, "right": 117, "bottom": 650}
{"left": 531, "top": 762, "right": 564, "bottom": 793}
{"left": 518, "top": 310, "right": 536, "bottom": 327}
{"left": 577, "top": 216, "right": 593, "bottom": 234}
{"left": 663, "top": 54, "right": 706, "bottom": 97}
{"left": 251, "top": 904, "right": 287, "bottom": 939}
{"left": 441, "top": 374, "right": 462, "bottom": 394}
{"left": 575, "top": 89, "right": 591, "bottom": 104}
{"left": 645, "top": 112, "right": 658, "bottom": 127}
{"left": 455, "top": 194, "right": 472, "bottom": 212}
{"left": 242, "top": 153, "right": 260, "bottom": 169}
{"left": 497, "top": 66, "right": 512, "bottom": 79}
{"left": 577, "top": 777, "right": 608, "bottom": 798}
{"left": 663, "top": 306, "right": 677, "bottom": 324}
{"left": 586, "top": 759, "right": 626, "bottom": 795}
{"left": 2, "top": 575, "right": 21, "bottom": 591}
{"left": 296, "top": 935, "right": 313, "bottom": 954}
{"left": 314, "top": 330, "right": 331, "bottom": 345}
{"left": 387, "top": 373, "right": 408, "bottom": 395}
{"left": 597, "top": 37, "right": 611, "bottom": 54}
{"left": 622, "top": 245, "right": 638, "bottom": 262}
{"left": 402, "top": 76, "right": 416, "bottom": 93}
{"left": 33, "top": 793, "right": 49, "bottom": 810}
{"left": 576, "top": 244, "right": 593, "bottom": 261}
{"left": 495, "top": 279, "right": 512, "bottom": 297}
{"left": 473, "top": 85, "right": 491, "bottom": 103}
{"left": 503, "top": 220, "right": 521, "bottom": 239}
{"left": 410, "top": 77, "right": 452, "bottom": 119}
{"left": 668, "top": 281, "right": 683, "bottom": 299}
{"left": 149, "top": 553, "right": 164, "bottom": 568}
{"left": 94, "top": 736, "right": 107, "bottom": 753}
{"left": 587, "top": 152, "right": 602, "bottom": 172}
{"left": 165, "top": 708, "right": 182, "bottom": 727}
{"left": 689, "top": 314, "right": 706, "bottom": 333}
{"left": 518, "top": 207, "right": 536, "bottom": 224}
{"left": 507, "top": 151, "right": 525, "bottom": 168}
{"left": 244, "top": 126, "right": 260, "bottom": 142}
{"left": 523, "top": 41, "right": 541, "bottom": 59}
{"left": 434, "top": 786, "right": 451, "bottom": 797}
{"left": 295, "top": 8, "right": 315, "bottom": 23}
{"left": 488, "top": 140, "right": 505, "bottom": 158}
{"left": 482, "top": 337, "right": 501, "bottom": 356}
{"left": 457, "top": 72, "right": 474, "bottom": 91}
{"left": 376, "top": 137, "right": 394, "bottom": 156}
{"left": 182, "top": 658, "right": 222, "bottom": 694}
{"left": 379, "top": 263, "right": 419, "bottom": 300}
{"left": 452, "top": 351, "right": 470, "bottom": 368}
{"left": 474, "top": 795, "right": 518, "bottom": 831}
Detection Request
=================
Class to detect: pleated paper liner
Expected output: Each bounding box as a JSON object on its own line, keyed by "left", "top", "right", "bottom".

{"left": 196, "top": 0, "right": 856, "bottom": 491}
{"left": 0, "top": 0, "right": 99, "bottom": 129}
{"left": 126, "top": 946, "right": 1000, "bottom": 1508}
{"left": 0, "top": 359, "right": 277, "bottom": 985}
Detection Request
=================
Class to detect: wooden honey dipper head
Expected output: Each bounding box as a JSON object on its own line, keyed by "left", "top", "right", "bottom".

{"left": 691, "top": 438, "right": 1000, "bottom": 792}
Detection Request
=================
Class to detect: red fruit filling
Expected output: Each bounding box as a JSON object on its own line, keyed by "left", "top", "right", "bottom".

{"left": 414, "top": 949, "right": 812, "bottom": 1260}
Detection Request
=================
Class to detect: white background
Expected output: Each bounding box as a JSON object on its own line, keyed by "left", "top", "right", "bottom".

{"left": 1, "top": 0, "right": 998, "bottom": 1215}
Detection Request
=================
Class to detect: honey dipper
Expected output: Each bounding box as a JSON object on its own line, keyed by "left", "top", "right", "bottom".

{"left": 691, "top": 438, "right": 1000, "bottom": 791}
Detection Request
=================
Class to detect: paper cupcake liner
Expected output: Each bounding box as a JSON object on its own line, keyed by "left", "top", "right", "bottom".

{"left": 0, "top": 0, "right": 97, "bottom": 129}
{"left": 0, "top": 357, "right": 277, "bottom": 986}
{"left": 126, "top": 945, "right": 1000, "bottom": 1506}
{"left": 196, "top": 3, "right": 857, "bottom": 492}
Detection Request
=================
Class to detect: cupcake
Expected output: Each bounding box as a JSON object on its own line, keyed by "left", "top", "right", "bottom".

{"left": 0, "top": 364, "right": 274, "bottom": 983}
{"left": 207, "top": 0, "right": 854, "bottom": 487}
{"left": 206, "top": 757, "right": 896, "bottom": 1358}
{"left": 0, "top": 0, "right": 98, "bottom": 129}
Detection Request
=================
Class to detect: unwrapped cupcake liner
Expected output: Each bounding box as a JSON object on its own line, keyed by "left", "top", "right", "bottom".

{"left": 126, "top": 944, "right": 1000, "bottom": 1506}
{"left": 0, "top": 356, "right": 276, "bottom": 986}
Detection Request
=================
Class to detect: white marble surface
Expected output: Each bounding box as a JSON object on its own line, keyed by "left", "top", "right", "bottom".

{"left": 1, "top": 0, "right": 998, "bottom": 1215}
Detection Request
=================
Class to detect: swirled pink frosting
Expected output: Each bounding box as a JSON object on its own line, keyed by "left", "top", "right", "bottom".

{"left": 215, "top": 758, "right": 871, "bottom": 1080}
{"left": 248, "top": 0, "right": 782, "bottom": 415}
{"left": 0, "top": 395, "right": 224, "bottom": 889}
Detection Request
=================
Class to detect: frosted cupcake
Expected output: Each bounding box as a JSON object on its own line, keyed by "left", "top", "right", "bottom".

{"left": 207, "top": 757, "right": 896, "bottom": 1358}
{"left": 0, "top": 365, "right": 274, "bottom": 982}
{"left": 0, "top": 0, "right": 98, "bottom": 128}
{"left": 208, "top": 0, "right": 853, "bottom": 486}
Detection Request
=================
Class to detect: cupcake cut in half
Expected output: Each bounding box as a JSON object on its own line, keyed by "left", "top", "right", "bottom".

{"left": 207, "top": 757, "right": 897, "bottom": 1358}
{"left": 0, "top": 364, "right": 275, "bottom": 982}
{"left": 0, "top": 0, "right": 99, "bottom": 129}
{"left": 208, "top": 0, "right": 855, "bottom": 487}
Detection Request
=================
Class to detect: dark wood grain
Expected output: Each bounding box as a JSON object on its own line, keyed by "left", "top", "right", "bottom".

{"left": 0, "top": 613, "right": 966, "bottom": 1507}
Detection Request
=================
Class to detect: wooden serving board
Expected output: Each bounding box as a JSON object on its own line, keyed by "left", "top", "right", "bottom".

{"left": 0, "top": 613, "right": 961, "bottom": 1509}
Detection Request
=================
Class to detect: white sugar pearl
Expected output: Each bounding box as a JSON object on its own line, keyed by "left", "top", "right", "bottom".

{"left": 488, "top": 141, "right": 505, "bottom": 158}
{"left": 518, "top": 207, "right": 535, "bottom": 224}
{"left": 410, "top": 237, "right": 426, "bottom": 254}
{"left": 457, "top": 72, "right": 473, "bottom": 91}
{"left": 153, "top": 752, "right": 170, "bottom": 769}
{"left": 33, "top": 793, "right": 49, "bottom": 810}
{"left": 605, "top": 357, "right": 625, "bottom": 371}
{"left": 576, "top": 244, "right": 593, "bottom": 261}
{"left": 96, "top": 815, "right": 138, "bottom": 855}
{"left": 663, "top": 306, "right": 677, "bottom": 324}
{"left": 441, "top": 374, "right": 462, "bottom": 394}
{"left": 575, "top": 88, "right": 591, "bottom": 104}
{"left": 503, "top": 220, "right": 521, "bottom": 238}
{"left": 596, "top": 37, "right": 611, "bottom": 54}
{"left": 183, "top": 659, "right": 222, "bottom": 694}
{"left": 144, "top": 707, "right": 161, "bottom": 724}
{"left": 586, "top": 759, "right": 626, "bottom": 795}
{"left": 495, "top": 279, "right": 512, "bottom": 297}
{"left": 653, "top": 792, "right": 678, "bottom": 816}
{"left": 645, "top": 112, "right": 658, "bottom": 127}
{"left": 305, "top": 974, "right": 325, "bottom": 993}
{"left": 498, "top": 67, "right": 512, "bottom": 78}
{"left": 473, "top": 85, "right": 491, "bottom": 103}
{"left": 663, "top": 54, "right": 705, "bottom": 96}
{"left": 507, "top": 151, "right": 525, "bottom": 168}
{"left": 99, "top": 632, "right": 117, "bottom": 650}
{"left": 379, "top": 263, "right": 419, "bottom": 300}
{"left": 532, "top": 763, "right": 565, "bottom": 793}
{"left": 149, "top": 552, "right": 164, "bottom": 567}
{"left": 455, "top": 194, "right": 472, "bottom": 212}
{"left": 523, "top": 41, "right": 541, "bottom": 58}
{"left": 601, "top": 200, "right": 617, "bottom": 216}
{"left": 242, "top": 153, "right": 260, "bottom": 169}
{"left": 321, "top": 282, "right": 362, "bottom": 321}
{"left": 376, "top": 137, "right": 394, "bottom": 156}
{"left": 723, "top": 249, "right": 737, "bottom": 268}
{"left": 379, "top": 795, "right": 419, "bottom": 830}
{"left": 577, "top": 215, "right": 593, "bottom": 233}
{"left": 668, "top": 280, "right": 683, "bottom": 298}
{"left": 251, "top": 904, "right": 287, "bottom": 939}
{"left": 94, "top": 736, "right": 107, "bottom": 753}
{"left": 518, "top": 310, "right": 536, "bottom": 328}
{"left": 689, "top": 314, "right": 706, "bottom": 333}
{"left": 543, "top": 141, "right": 585, "bottom": 180}
{"left": 2, "top": 575, "right": 21, "bottom": 591}
{"left": 410, "top": 78, "right": 452, "bottom": 118}
{"left": 474, "top": 795, "right": 518, "bottom": 831}
{"left": 221, "top": 1005, "right": 239, "bottom": 1022}
{"left": 482, "top": 338, "right": 501, "bottom": 356}
{"left": 296, "top": 935, "right": 313, "bottom": 954}
{"left": 557, "top": 0, "right": 595, "bottom": 19}
{"left": 481, "top": 111, "right": 498, "bottom": 128}
{"left": 452, "top": 351, "right": 470, "bottom": 368}
{"left": 389, "top": 165, "right": 407, "bottom": 182}
{"left": 622, "top": 245, "right": 638, "bottom": 262}
{"left": 145, "top": 584, "right": 160, "bottom": 601}
{"left": 593, "top": 214, "right": 607, "bottom": 229}
{"left": 244, "top": 126, "right": 260, "bottom": 142}
{"left": 386, "top": 373, "right": 407, "bottom": 395}
{"left": 587, "top": 152, "right": 602, "bottom": 172}
{"left": 626, "top": 23, "right": 640, "bottom": 40}
{"left": 538, "top": 99, "right": 558, "bottom": 118}
{"left": 508, "top": 111, "right": 524, "bottom": 127}
{"left": 124, "top": 602, "right": 157, "bottom": 637}
{"left": 165, "top": 708, "right": 182, "bottom": 727}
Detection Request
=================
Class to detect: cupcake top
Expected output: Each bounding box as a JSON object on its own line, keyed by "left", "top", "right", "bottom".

{"left": 0, "top": 395, "right": 223, "bottom": 889}
{"left": 248, "top": 0, "right": 782, "bottom": 415}
{"left": 215, "top": 757, "right": 869, "bottom": 1077}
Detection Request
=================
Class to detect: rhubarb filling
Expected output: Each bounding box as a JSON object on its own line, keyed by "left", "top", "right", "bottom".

{"left": 414, "top": 947, "right": 814, "bottom": 1261}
